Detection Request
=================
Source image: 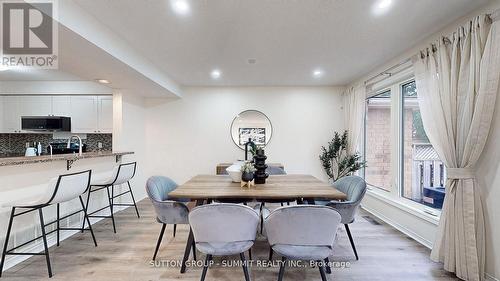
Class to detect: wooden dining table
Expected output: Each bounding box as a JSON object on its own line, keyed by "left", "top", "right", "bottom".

{"left": 168, "top": 174, "right": 346, "bottom": 273}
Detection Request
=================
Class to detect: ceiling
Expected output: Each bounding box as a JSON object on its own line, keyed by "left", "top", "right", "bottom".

{"left": 1, "top": 24, "right": 179, "bottom": 97}
{"left": 72, "top": 0, "right": 490, "bottom": 86}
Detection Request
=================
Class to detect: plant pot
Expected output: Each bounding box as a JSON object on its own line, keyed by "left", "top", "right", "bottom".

{"left": 242, "top": 172, "right": 254, "bottom": 182}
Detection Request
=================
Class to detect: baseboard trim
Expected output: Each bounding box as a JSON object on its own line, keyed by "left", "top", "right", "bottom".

{"left": 361, "top": 204, "right": 433, "bottom": 249}
{"left": 486, "top": 273, "right": 500, "bottom": 281}
{"left": 362, "top": 205, "right": 499, "bottom": 281}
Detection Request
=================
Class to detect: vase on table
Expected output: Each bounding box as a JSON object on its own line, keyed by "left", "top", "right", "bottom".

{"left": 254, "top": 148, "right": 269, "bottom": 184}
{"left": 242, "top": 171, "right": 254, "bottom": 183}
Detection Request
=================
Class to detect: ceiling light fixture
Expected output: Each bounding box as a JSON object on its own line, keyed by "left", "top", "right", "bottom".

{"left": 313, "top": 69, "right": 323, "bottom": 78}
{"left": 372, "top": 0, "right": 393, "bottom": 16}
{"left": 171, "top": 0, "right": 190, "bottom": 16}
{"left": 211, "top": 69, "right": 221, "bottom": 79}
{"left": 96, "top": 79, "right": 111, "bottom": 84}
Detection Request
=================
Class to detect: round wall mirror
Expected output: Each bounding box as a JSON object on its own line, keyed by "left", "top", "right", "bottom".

{"left": 230, "top": 110, "right": 273, "bottom": 150}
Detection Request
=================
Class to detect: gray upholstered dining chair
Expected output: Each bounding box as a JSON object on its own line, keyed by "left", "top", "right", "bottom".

{"left": 264, "top": 205, "right": 342, "bottom": 281}
{"left": 189, "top": 203, "right": 260, "bottom": 281}
{"left": 315, "top": 175, "right": 367, "bottom": 260}
{"left": 146, "top": 176, "right": 192, "bottom": 260}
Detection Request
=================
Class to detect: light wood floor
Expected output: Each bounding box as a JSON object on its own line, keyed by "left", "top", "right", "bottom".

{"left": 1, "top": 200, "right": 458, "bottom": 281}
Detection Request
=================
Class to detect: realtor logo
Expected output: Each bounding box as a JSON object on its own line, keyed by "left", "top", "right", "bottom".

{"left": 1, "top": 0, "right": 58, "bottom": 69}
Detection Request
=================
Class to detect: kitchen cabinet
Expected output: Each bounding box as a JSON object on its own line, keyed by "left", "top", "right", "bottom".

{"left": 70, "top": 96, "right": 98, "bottom": 133}
{"left": 1, "top": 95, "right": 112, "bottom": 134}
{"left": 2, "top": 96, "right": 21, "bottom": 133}
{"left": 18, "top": 96, "right": 52, "bottom": 117}
{"left": 97, "top": 96, "right": 113, "bottom": 133}
{"left": 51, "top": 96, "right": 71, "bottom": 117}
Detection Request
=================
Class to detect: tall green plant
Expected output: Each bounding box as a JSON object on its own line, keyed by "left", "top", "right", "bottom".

{"left": 319, "top": 131, "right": 366, "bottom": 181}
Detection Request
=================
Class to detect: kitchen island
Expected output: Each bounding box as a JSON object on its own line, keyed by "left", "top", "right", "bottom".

{"left": 0, "top": 150, "right": 139, "bottom": 272}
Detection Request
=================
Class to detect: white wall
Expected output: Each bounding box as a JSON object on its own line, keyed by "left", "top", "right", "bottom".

{"left": 112, "top": 91, "right": 148, "bottom": 199}
{"left": 349, "top": 1, "right": 500, "bottom": 279}
{"left": 144, "top": 86, "right": 344, "bottom": 184}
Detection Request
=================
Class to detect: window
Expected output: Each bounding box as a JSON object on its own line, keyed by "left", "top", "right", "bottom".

{"left": 401, "top": 81, "right": 445, "bottom": 210}
{"left": 364, "top": 90, "right": 392, "bottom": 191}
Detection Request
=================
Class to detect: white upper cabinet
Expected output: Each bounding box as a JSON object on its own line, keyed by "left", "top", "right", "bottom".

{"left": 17, "top": 96, "right": 52, "bottom": 116}
{"left": 70, "top": 96, "right": 98, "bottom": 133}
{"left": 1, "top": 95, "right": 112, "bottom": 134}
{"left": 97, "top": 96, "right": 113, "bottom": 133}
{"left": 51, "top": 96, "right": 71, "bottom": 117}
{"left": 2, "top": 96, "right": 21, "bottom": 133}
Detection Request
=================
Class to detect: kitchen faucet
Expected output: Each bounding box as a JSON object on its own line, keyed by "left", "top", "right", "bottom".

{"left": 67, "top": 135, "right": 83, "bottom": 156}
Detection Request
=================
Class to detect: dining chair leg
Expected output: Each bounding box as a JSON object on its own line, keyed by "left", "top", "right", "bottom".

{"left": 106, "top": 186, "right": 117, "bottom": 233}
{"left": 81, "top": 189, "right": 92, "bottom": 232}
{"left": 240, "top": 252, "right": 251, "bottom": 281}
{"left": 268, "top": 248, "right": 273, "bottom": 261}
{"left": 0, "top": 207, "right": 15, "bottom": 278}
{"left": 280, "top": 202, "right": 284, "bottom": 207}
{"left": 344, "top": 224, "right": 359, "bottom": 260}
{"left": 191, "top": 239, "right": 197, "bottom": 261}
{"left": 200, "top": 254, "right": 212, "bottom": 281}
{"left": 318, "top": 260, "right": 327, "bottom": 281}
{"left": 127, "top": 181, "right": 141, "bottom": 218}
{"left": 278, "top": 257, "right": 286, "bottom": 281}
{"left": 173, "top": 224, "right": 177, "bottom": 237}
{"left": 56, "top": 203, "right": 60, "bottom": 246}
{"left": 153, "top": 224, "right": 166, "bottom": 260}
{"left": 181, "top": 228, "right": 194, "bottom": 273}
{"left": 248, "top": 248, "right": 252, "bottom": 260}
{"left": 324, "top": 257, "right": 331, "bottom": 274}
{"left": 79, "top": 196, "right": 97, "bottom": 247}
{"left": 38, "top": 208, "right": 53, "bottom": 278}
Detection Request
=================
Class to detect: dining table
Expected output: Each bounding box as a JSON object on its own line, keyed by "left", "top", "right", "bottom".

{"left": 168, "top": 174, "right": 347, "bottom": 273}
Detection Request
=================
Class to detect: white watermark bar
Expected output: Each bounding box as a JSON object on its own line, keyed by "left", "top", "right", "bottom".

{"left": 149, "top": 259, "right": 351, "bottom": 269}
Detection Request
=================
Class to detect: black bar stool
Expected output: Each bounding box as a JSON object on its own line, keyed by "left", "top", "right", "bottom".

{"left": 83, "top": 162, "right": 140, "bottom": 233}
{"left": 0, "top": 170, "right": 97, "bottom": 278}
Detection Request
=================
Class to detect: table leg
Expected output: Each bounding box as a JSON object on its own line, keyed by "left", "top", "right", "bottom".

{"left": 180, "top": 199, "right": 204, "bottom": 274}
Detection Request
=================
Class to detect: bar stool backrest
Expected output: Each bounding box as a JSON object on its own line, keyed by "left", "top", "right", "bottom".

{"left": 49, "top": 170, "right": 92, "bottom": 204}
{"left": 265, "top": 205, "right": 341, "bottom": 248}
{"left": 189, "top": 203, "right": 259, "bottom": 244}
{"left": 110, "top": 162, "right": 137, "bottom": 185}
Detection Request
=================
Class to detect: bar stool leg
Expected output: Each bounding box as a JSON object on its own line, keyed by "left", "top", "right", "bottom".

{"left": 79, "top": 196, "right": 98, "bottom": 247}
{"left": 0, "top": 207, "right": 15, "bottom": 277}
{"left": 38, "top": 208, "right": 53, "bottom": 278}
{"left": 56, "top": 203, "right": 60, "bottom": 246}
{"left": 127, "top": 181, "right": 140, "bottom": 218}
{"left": 107, "top": 185, "right": 117, "bottom": 233}
{"left": 81, "top": 189, "right": 92, "bottom": 233}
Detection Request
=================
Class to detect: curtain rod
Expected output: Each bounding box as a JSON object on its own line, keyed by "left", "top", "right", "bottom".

{"left": 364, "top": 57, "right": 412, "bottom": 86}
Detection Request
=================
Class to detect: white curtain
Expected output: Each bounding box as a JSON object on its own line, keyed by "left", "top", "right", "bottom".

{"left": 343, "top": 84, "right": 366, "bottom": 154}
{"left": 413, "top": 13, "right": 500, "bottom": 281}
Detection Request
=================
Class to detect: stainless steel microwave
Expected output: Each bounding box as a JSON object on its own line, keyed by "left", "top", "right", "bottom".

{"left": 21, "top": 116, "right": 71, "bottom": 132}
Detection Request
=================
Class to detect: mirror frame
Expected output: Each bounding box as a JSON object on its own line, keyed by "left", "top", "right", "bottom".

{"left": 230, "top": 109, "right": 273, "bottom": 150}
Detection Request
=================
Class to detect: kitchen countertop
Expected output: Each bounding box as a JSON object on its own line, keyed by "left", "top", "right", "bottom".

{"left": 0, "top": 151, "right": 134, "bottom": 167}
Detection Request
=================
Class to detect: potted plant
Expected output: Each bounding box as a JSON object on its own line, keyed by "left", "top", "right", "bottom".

{"left": 319, "top": 131, "right": 366, "bottom": 182}
{"left": 240, "top": 161, "right": 256, "bottom": 182}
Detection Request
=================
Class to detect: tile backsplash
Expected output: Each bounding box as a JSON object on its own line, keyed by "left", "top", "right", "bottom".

{"left": 0, "top": 133, "right": 112, "bottom": 155}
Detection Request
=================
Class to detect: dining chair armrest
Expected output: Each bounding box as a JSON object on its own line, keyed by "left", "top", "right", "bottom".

{"left": 326, "top": 201, "right": 359, "bottom": 224}
{"left": 151, "top": 199, "right": 190, "bottom": 224}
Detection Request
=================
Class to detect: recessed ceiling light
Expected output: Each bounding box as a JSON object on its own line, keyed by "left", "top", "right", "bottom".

{"left": 171, "top": 0, "right": 190, "bottom": 16}
{"left": 211, "top": 69, "right": 221, "bottom": 79}
{"left": 313, "top": 69, "right": 323, "bottom": 78}
{"left": 372, "top": 0, "right": 393, "bottom": 16}
{"left": 96, "top": 79, "right": 111, "bottom": 84}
